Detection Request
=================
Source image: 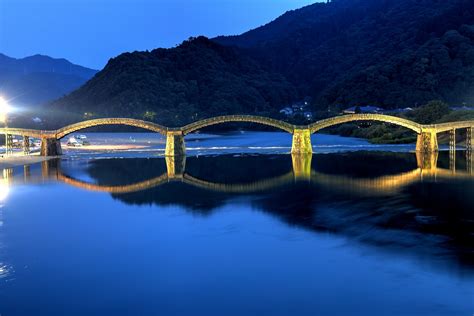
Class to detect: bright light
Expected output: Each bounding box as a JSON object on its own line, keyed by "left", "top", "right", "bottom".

{"left": 0, "top": 97, "right": 11, "bottom": 113}
{"left": 0, "top": 96, "right": 12, "bottom": 124}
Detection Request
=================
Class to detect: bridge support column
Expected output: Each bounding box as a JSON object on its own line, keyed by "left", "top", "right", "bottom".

{"left": 291, "top": 154, "right": 312, "bottom": 181}
{"left": 5, "top": 134, "right": 13, "bottom": 156}
{"left": 40, "top": 138, "right": 62, "bottom": 156}
{"left": 467, "top": 127, "right": 472, "bottom": 151}
{"left": 449, "top": 129, "right": 456, "bottom": 172}
{"left": 416, "top": 130, "right": 438, "bottom": 153}
{"left": 449, "top": 129, "right": 456, "bottom": 152}
{"left": 165, "top": 131, "right": 186, "bottom": 157}
{"left": 291, "top": 129, "right": 312, "bottom": 154}
{"left": 23, "top": 136, "right": 30, "bottom": 155}
{"left": 165, "top": 155, "right": 186, "bottom": 179}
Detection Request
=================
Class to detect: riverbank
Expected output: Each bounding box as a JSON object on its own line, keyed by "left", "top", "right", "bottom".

{"left": 62, "top": 144, "right": 149, "bottom": 151}
{"left": 0, "top": 154, "right": 54, "bottom": 169}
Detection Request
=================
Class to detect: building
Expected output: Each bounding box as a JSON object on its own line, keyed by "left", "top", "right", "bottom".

{"left": 279, "top": 107, "right": 294, "bottom": 116}
{"left": 343, "top": 106, "right": 384, "bottom": 114}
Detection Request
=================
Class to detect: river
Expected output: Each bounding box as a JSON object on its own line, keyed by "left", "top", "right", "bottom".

{"left": 0, "top": 132, "right": 472, "bottom": 315}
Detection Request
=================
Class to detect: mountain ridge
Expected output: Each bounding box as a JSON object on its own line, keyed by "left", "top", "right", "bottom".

{"left": 46, "top": 0, "right": 474, "bottom": 128}
{"left": 0, "top": 53, "right": 98, "bottom": 107}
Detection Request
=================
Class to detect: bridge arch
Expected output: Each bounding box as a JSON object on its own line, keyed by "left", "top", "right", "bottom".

{"left": 55, "top": 118, "right": 168, "bottom": 139}
{"left": 181, "top": 115, "right": 295, "bottom": 135}
{"left": 309, "top": 114, "right": 422, "bottom": 134}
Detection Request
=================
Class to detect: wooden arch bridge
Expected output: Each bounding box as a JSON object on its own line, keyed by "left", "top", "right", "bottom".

{"left": 0, "top": 114, "right": 473, "bottom": 156}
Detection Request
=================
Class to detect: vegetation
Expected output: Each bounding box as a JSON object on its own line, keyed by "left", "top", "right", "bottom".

{"left": 45, "top": 0, "right": 474, "bottom": 139}
{"left": 216, "top": 0, "right": 474, "bottom": 110}
{"left": 328, "top": 100, "right": 473, "bottom": 144}
{"left": 48, "top": 37, "right": 296, "bottom": 127}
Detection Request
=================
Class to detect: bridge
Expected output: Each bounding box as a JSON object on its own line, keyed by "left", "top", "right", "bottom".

{"left": 0, "top": 114, "right": 473, "bottom": 156}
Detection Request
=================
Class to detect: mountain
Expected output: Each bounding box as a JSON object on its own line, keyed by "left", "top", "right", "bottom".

{"left": 49, "top": 0, "right": 474, "bottom": 127}
{"left": 215, "top": 0, "right": 474, "bottom": 110}
{"left": 0, "top": 53, "right": 97, "bottom": 106}
{"left": 48, "top": 37, "right": 296, "bottom": 127}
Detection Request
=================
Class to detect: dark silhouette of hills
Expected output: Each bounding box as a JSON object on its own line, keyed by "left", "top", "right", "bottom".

{"left": 215, "top": 0, "right": 474, "bottom": 109}
{"left": 0, "top": 53, "right": 97, "bottom": 106}
{"left": 49, "top": 37, "right": 296, "bottom": 127}
{"left": 49, "top": 0, "right": 474, "bottom": 126}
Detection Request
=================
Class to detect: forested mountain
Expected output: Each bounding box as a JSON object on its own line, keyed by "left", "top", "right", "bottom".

{"left": 49, "top": 37, "right": 296, "bottom": 127}
{"left": 49, "top": 0, "right": 474, "bottom": 127}
{"left": 215, "top": 0, "right": 474, "bottom": 110}
{"left": 0, "top": 54, "right": 97, "bottom": 106}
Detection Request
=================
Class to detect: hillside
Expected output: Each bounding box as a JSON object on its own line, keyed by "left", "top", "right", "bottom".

{"left": 215, "top": 0, "right": 474, "bottom": 110}
{"left": 0, "top": 53, "right": 97, "bottom": 106}
{"left": 48, "top": 37, "right": 296, "bottom": 127}
{"left": 47, "top": 0, "right": 474, "bottom": 128}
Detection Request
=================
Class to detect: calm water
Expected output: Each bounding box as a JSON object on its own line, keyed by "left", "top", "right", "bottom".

{"left": 0, "top": 132, "right": 473, "bottom": 315}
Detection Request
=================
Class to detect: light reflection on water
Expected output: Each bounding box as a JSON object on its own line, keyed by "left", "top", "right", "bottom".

{"left": 60, "top": 131, "right": 416, "bottom": 158}
{"left": 0, "top": 133, "right": 473, "bottom": 315}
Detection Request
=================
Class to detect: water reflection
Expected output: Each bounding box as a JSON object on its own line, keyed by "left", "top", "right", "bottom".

{"left": 2, "top": 151, "right": 474, "bottom": 273}
{"left": 2, "top": 151, "right": 473, "bottom": 196}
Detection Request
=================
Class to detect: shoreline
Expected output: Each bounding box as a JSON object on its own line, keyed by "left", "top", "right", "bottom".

{"left": 0, "top": 155, "right": 55, "bottom": 169}
{"left": 62, "top": 144, "right": 149, "bottom": 151}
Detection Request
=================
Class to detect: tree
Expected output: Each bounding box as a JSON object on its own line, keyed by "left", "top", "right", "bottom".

{"left": 143, "top": 111, "right": 157, "bottom": 122}
{"left": 410, "top": 100, "right": 450, "bottom": 124}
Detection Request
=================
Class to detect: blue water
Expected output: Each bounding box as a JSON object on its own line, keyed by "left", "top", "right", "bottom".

{"left": 0, "top": 133, "right": 473, "bottom": 315}
{"left": 61, "top": 131, "right": 416, "bottom": 158}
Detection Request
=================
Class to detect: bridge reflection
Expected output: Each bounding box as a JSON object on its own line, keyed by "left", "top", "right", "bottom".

{"left": 1, "top": 151, "right": 473, "bottom": 197}
{"left": 2, "top": 152, "right": 473, "bottom": 274}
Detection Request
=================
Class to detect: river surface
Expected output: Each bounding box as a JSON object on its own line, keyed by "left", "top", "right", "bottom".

{"left": 0, "top": 132, "right": 473, "bottom": 315}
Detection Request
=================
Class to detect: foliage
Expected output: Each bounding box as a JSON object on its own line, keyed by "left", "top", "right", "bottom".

{"left": 407, "top": 100, "right": 451, "bottom": 124}
{"left": 48, "top": 37, "right": 296, "bottom": 127}
{"left": 45, "top": 0, "right": 474, "bottom": 132}
{"left": 216, "top": 0, "right": 474, "bottom": 110}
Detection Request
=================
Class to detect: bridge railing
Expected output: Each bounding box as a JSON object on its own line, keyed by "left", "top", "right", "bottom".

{"left": 181, "top": 115, "right": 296, "bottom": 135}
{"left": 309, "top": 114, "right": 423, "bottom": 134}
{"left": 3, "top": 113, "right": 474, "bottom": 141}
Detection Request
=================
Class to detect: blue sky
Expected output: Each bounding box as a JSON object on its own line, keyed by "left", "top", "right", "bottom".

{"left": 0, "top": 0, "right": 319, "bottom": 69}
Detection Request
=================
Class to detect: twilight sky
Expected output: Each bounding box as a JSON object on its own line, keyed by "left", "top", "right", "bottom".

{"left": 0, "top": 0, "right": 319, "bottom": 69}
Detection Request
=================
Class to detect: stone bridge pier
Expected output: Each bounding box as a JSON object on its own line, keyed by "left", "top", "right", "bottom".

{"left": 40, "top": 138, "right": 62, "bottom": 156}
{"left": 467, "top": 127, "right": 472, "bottom": 152}
{"left": 416, "top": 129, "right": 438, "bottom": 153}
{"left": 165, "top": 130, "right": 186, "bottom": 157}
{"left": 291, "top": 129, "right": 312, "bottom": 154}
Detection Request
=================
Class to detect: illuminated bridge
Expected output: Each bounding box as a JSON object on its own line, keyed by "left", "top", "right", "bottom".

{"left": 0, "top": 114, "right": 473, "bottom": 156}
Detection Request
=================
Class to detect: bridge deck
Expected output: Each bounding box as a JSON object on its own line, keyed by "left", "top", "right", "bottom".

{"left": 1, "top": 114, "right": 473, "bottom": 140}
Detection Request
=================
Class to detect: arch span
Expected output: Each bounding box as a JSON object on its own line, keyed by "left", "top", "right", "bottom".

{"left": 309, "top": 114, "right": 422, "bottom": 134}
{"left": 55, "top": 118, "right": 168, "bottom": 139}
{"left": 181, "top": 115, "right": 295, "bottom": 135}
{"left": 431, "top": 121, "right": 474, "bottom": 133}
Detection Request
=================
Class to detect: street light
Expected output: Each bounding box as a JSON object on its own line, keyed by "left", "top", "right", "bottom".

{"left": 0, "top": 96, "right": 11, "bottom": 124}
{"left": 0, "top": 96, "right": 12, "bottom": 157}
